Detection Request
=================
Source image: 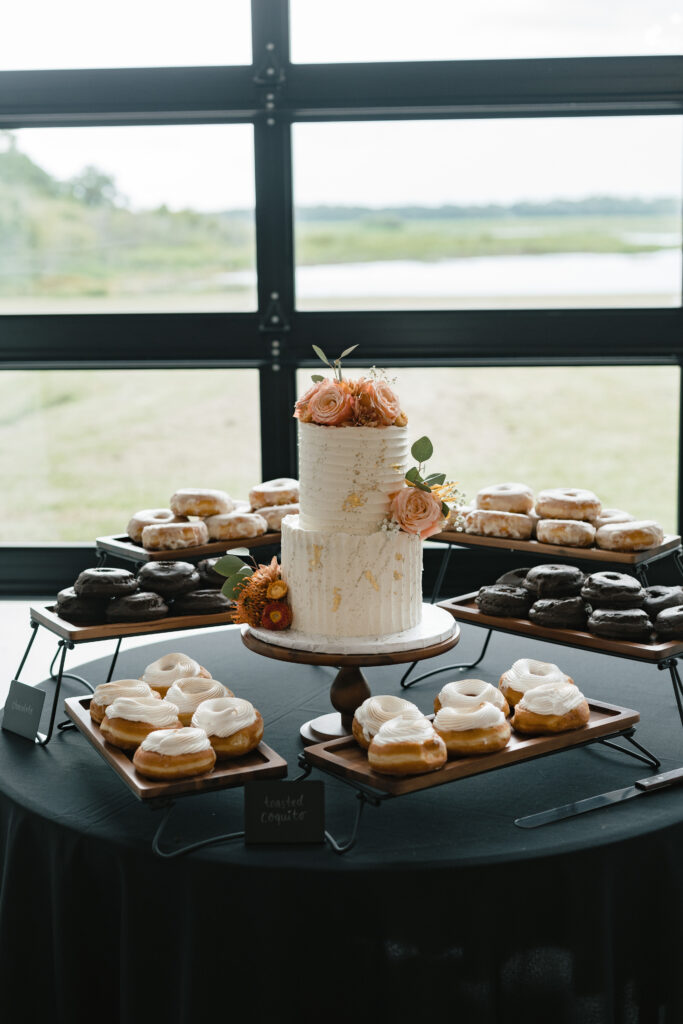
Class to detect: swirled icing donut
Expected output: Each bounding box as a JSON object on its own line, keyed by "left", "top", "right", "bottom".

{"left": 434, "top": 679, "right": 510, "bottom": 717}
{"left": 535, "top": 488, "right": 601, "bottom": 521}
{"left": 257, "top": 503, "right": 300, "bottom": 531}
{"left": 141, "top": 520, "right": 209, "bottom": 551}
{"left": 464, "top": 509, "right": 534, "bottom": 540}
{"left": 475, "top": 483, "right": 534, "bottom": 514}
{"left": 133, "top": 727, "right": 217, "bottom": 779}
{"left": 164, "top": 677, "right": 233, "bottom": 726}
{"left": 169, "top": 488, "right": 234, "bottom": 517}
{"left": 511, "top": 682, "right": 590, "bottom": 735}
{"left": 536, "top": 519, "right": 596, "bottom": 548}
{"left": 352, "top": 695, "right": 422, "bottom": 750}
{"left": 204, "top": 511, "right": 267, "bottom": 541}
{"left": 249, "top": 478, "right": 299, "bottom": 509}
{"left": 141, "top": 653, "right": 212, "bottom": 696}
{"left": 127, "top": 509, "right": 187, "bottom": 544}
{"left": 499, "top": 658, "right": 573, "bottom": 708}
{"left": 591, "top": 508, "right": 635, "bottom": 530}
{"left": 100, "top": 696, "right": 182, "bottom": 751}
{"left": 367, "top": 715, "right": 447, "bottom": 776}
{"left": 89, "top": 679, "right": 159, "bottom": 724}
{"left": 191, "top": 697, "right": 263, "bottom": 759}
{"left": 433, "top": 704, "right": 511, "bottom": 756}
{"left": 595, "top": 520, "right": 664, "bottom": 552}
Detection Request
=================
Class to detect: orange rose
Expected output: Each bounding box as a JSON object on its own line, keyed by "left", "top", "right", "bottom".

{"left": 372, "top": 380, "right": 401, "bottom": 425}
{"left": 391, "top": 486, "right": 445, "bottom": 539}
{"left": 293, "top": 382, "right": 321, "bottom": 422}
{"left": 309, "top": 381, "right": 354, "bottom": 426}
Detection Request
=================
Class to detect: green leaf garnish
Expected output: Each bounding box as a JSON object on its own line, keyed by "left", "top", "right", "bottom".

{"left": 215, "top": 553, "right": 249, "bottom": 577}
{"left": 405, "top": 467, "right": 422, "bottom": 484}
{"left": 411, "top": 436, "right": 433, "bottom": 463}
{"left": 311, "top": 374, "right": 324, "bottom": 383}
{"left": 227, "top": 547, "right": 250, "bottom": 557}
{"left": 221, "top": 566, "right": 254, "bottom": 600}
{"left": 424, "top": 472, "right": 446, "bottom": 486}
{"left": 312, "top": 345, "right": 330, "bottom": 366}
{"left": 413, "top": 481, "right": 432, "bottom": 493}
{"left": 339, "top": 344, "right": 358, "bottom": 359}
{"left": 441, "top": 502, "right": 450, "bottom": 516}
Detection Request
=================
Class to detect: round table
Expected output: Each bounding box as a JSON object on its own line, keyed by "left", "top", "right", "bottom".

{"left": 1, "top": 622, "right": 682, "bottom": 1024}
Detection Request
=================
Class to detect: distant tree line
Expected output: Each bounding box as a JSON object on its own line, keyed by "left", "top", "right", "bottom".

{"left": 295, "top": 197, "right": 679, "bottom": 221}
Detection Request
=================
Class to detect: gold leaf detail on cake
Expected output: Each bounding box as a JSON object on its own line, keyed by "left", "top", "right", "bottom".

{"left": 363, "top": 570, "right": 380, "bottom": 592}
{"left": 393, "top": 571, "right": 403, "bottom": 580}
{"left": 391, "top": 464, "right": 403, "bottom": 472}
{"left": 308, "top": 545, "right": 322, "bottom": 570}
{"left": 395, "top": 553, "right": 404, "bottom": 561}
{"left": 332, "top": 587, "right": 342, "bottom": 612}
{"left": 342, "top": 491, "right": 366, "bottom": 511}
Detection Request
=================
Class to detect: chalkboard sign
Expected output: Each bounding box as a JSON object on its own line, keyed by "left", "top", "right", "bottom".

{"left": 244, "top": 780, "right": 325, "bottom": 844}
{"left": 2, "top": 680, "right": 46, "bottom": 742}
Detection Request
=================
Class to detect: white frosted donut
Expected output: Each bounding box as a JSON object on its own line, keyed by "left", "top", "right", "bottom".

{"left": 596, "top": 519, "right": 664, "bottom": 552}
{"left": 257, "top": 503, "right": 300, "bottom": 531}
{"left": 536, "top": 518, "right": 596, "bottom": 548}
{"left": 169, "top": 488, "right": 234, "bottom": 517}
{"left": 499, "top": 657, "right": 573, "bottom": 707}
{"left": 164, "top": 677, "right": 233, "bottom": 725}
{"left": 476, "top": 483, "right": 534, "bottom": 514}
{"left": 464, "top": 508, "right": 534, "bottom": 540}
{"left": 141, "top": 520, "right": 209, "bottom": 551}
{"left": 352, "top": 694, "right": 422, "bottom": 748}
{"left": 590, "top": 508, "right": 635, "bottom": 529}
{"left": 249, "top": 478, "right": 299, "bottom": 509}
{"left": 205, "top": 511, "right": 268, "bottom": 540}
{"left": 535, "top": 488, "right": 601, "bottom": 521}
{"left": 141, "top": 652, "right": 212, "bottom": 695}
{"left": 434, "top": 678, "right": 510, "bottom": 716}
{"left": 127, "top": 509, "right": 188, "bottom": 544}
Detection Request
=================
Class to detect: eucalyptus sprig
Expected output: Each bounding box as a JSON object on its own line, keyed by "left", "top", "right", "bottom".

{"left": 311, "top": 343, "right": 358, "bottom": 383}
{"left": 405, "top": 436, "right": 457, "bottom": 517}
{"left": 214, "top": 549, "right": 255, "bottom": 600}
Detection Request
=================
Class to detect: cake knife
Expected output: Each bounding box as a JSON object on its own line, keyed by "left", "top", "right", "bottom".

{"left": 514, "top": 766, "right": 683, "bottom": 829}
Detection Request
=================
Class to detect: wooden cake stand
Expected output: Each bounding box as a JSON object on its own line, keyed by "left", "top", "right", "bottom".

{"left": 241, "top": 610, "right": 460, "bottom": 743}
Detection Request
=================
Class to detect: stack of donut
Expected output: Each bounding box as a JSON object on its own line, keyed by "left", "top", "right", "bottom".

{"left": 126, "top": 479, "right": 300, "bottom": 551}
{"left": 475, "top": 563, "right": 683, "bottom": 641}
{"left": 461, "top": 482, "right": 664, "bottom": 553}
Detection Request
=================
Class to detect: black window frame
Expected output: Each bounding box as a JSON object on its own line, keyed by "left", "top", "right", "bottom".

{"left": 1, "top": 0, "right": 682, "bottom": 594}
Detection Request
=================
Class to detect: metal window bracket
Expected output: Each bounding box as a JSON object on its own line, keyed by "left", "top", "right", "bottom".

{"left": 253, "top": 43, "right": 286, "bottom": 87}
{"left": 259, "top": 292, "right": 290, "bottom": 334}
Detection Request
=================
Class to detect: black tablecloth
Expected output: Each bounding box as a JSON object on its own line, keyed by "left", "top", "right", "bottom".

{"left": 1, "top": 622, "right": 682, "bottom": 1024}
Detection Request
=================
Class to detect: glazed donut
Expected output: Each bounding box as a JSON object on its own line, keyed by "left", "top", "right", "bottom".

{"left": 141, "top": 520, "right": 209, "bottom": 551}
{"left": 587, "top": 607, "right": 654, "bottom": 641}
{"left": 141, "top": 652, "right": 212, "bottom": 696}
{"left": 106, "top": 591, "right": 169, "bottom": 623}
{"left": 476, "top": 584, "right": 531, "bottom": 618}
{"left": 164, "top": 677, "right": 233, "bottom": 726}
{"left": 191, "top": 697, "right": 264, "bottom": 759}
{"left": 524, "top": 564, "right": 585, "bottom": 598}
{"left": 89, "top": 679, "right": 159, "bottom": 724}
{"left": 511, "top": 682, "right": 590, "bottom": 735}
{"left": 367, "top": 715, "right": 447, "bottom": 777}
{"left": 433, "top": 704, "right": 511, "bottom": 757}
{"left": 257, "top": 503, "right": 300, "bottom": 532}
{"left": 352, "top": 695, "right": 422, "bottom": 750}
{"left": 56, "top": 587, "right": 110, "bottom": 626}
{"left": 100, "top": 696, "right": 182, "bottom": 752}
{"left": 74, "top": 567, "right": 138, "bottom": 598}
{"left": 581, "top": 571, "right": 645, "bottom": 609}
{"left": 499, "top": 658, "right": 574, "bottom": 708}
{"left": 595, "top": 520, "right": 664, "bottom": 553}
{"left": 475, "top": 482, "right": 534, "bottom": 514}
{"left": 536, "top": 519, "right": 596, "bottom": 548}
{"left": 127, "top": 509, "right": 187, "bottom": 544}
{"left": 136, "top": 560, "right": 200, "bottom": 598}
{"left": 591, "top": 508, "right": 635, "bottom": 530}
{"left": 204, "top": 511, "right": 267, "bottom": 541}
{"left": 464, "top": 508, "right": 534, "bottom": 541}
{"left": 535, "top": 488, "right": 601, "bottom": 521}
{"left": 249, "top": 478, "right": 299, "bottom": 509}
{"left": 434, "top": 678, "right": 510, "bottom": 717}
{"left": 133, "top": 727, "right": 216, "bottom": 780}
{"left": 169, "top": 488, "right": 234, "bottom": 517}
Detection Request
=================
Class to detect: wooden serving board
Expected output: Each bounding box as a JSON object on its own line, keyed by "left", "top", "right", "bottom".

{"left": 64, "top": 696, "right": 288, "bottom": 800}
{"left": 433, "top": 529, "right": 681, "bottom": 566}
{"left": 95, "top": 532, "right": 282, "bottom": 563}
{"left": 439, "top": 592, "right": 683, "bottom": 662}
{"left": 304, "top": 699, "right": 639, "bottom": 797}
{"left": 30, "top": 603, "right": 235, "bottom": 643}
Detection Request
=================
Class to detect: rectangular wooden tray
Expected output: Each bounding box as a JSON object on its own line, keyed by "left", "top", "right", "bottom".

{"left": 304, "top": 699, "right": 639, "bottom": 796}
{"left": 432, "top": 529, "right": 681, "bottom": 566}
{"left": 95, "top": 532, "right": 281, "bottom": 563}
{"left": 31, "top": 603, "right": 235, "bottom": 643}
{"left": 440, "top": 592, "right": 683, "bottom": 662}
{"left": 64, "top": 695, "right": 288, "bottom": 800}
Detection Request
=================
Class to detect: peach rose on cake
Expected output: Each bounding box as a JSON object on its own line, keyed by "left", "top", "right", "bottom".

{"left": 293, "top": 382, "right": 320, "bottom": 423}
{"left": 353, "top": 378, "right": 407, "bottom": 427}
{"left": 391, "top": 486, "right": 446, "bottom": 540}
{"left": 308, "top": 381, "right": 355, "bottom": 426}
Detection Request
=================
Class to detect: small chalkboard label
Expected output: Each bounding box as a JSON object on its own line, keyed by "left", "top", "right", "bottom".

{"left": 2, "top": 681, "right": 46, "bottom": 742}
{"left": 244, "top": 781, "right": 325, "bottom": 844}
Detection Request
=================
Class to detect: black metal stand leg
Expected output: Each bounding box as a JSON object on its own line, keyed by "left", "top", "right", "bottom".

{"left": 659, "top": 658, "right": 683, "bottom": 731}
{"left": 36, "top": 641, "right": 69, "bottom": 747}
{"left": 324, "top": 793, "right": 370, "bottom": 855}
{"left": 14, "top": 623, "right": 39, "bottom": 681}
{"left": 48, "top": 642, "right": 95, "bottom": 694}
{"left": 673, "top": 547, "right": 683, "bottom": 581}
{"left": 598, "top": 729, "right": 661, "bottom": 770}
{"left": 96, "top": 550, "right": 108, "bottom": 568}
{"left": 431, "top": 543, "right": 453, "bottom": 605}
{"left": 151, "top": 802, "right": 245, "bottom": 859}
{"left": 400, "top": 628, "right": 493, "bottom": 689}
{"left": 635, "top": 564, "right": 650, "bottom": 587}
{"left": 105, "top": 637, "right": 123, "bottom": 683}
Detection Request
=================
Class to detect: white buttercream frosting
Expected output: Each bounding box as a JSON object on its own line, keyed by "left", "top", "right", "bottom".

{"left": 371, "top": 713, "right": 436, "bottom": 746}
{"left": 438, "top": 678, "right": 508, "bottom": 713}
{"left": 141, "top": 653, "right": 206, "bottom": 687}
{"left": 434, "top": 703, "right": 506, "bottom": 732}
{"left": 517, "top": 682, "right": 587, "bottom": 716}
{"left": 140, "top": 726, "right": 213, "bottom": 756}
{"left": 105, "top": 696, "right": 180, "bottom": 725}
{"left": 92, "top": 679, "right": 155, "bottom": 707}
{"left": 354, "top": 695, "right": 422, "bottom": 742}
{"left": 164, "top": 677, "right": 227, "bottom": 714}
{"left": 192, "top": 697, "right": 257, "bottom": 738}
{"left": 502, "top": 658, "right": 571, "bottom": 694}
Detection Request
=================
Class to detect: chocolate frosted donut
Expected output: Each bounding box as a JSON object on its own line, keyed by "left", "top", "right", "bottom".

{"left": 196, "top": 558, "right": 225, "bottom": 589}
{"left": 581, "top": 572, "right": 645, "bottom": 609}
{"left": 525, "top": 564, "right": 585, "bottom": 598}
{"left": 476, "top": 584, "right": 531, "bottom": 618}
{"left": 496, "top": 568, "right": 532, "bottom": 588}
{"left": 529, "top": 597, "right": 588, "bottom": 630}
{"left": 106, "top": 591, "right": 169, "bottom": 622}
{"left": 56, "top": 586, "right": 110, "bottom": 625}
{"left": 587, "top": 607, "right": 653, "bottom": 641}
{"left": 74, "top": 567, "right": 138, "bottom": 598}
{"left": 655, "top": 606, "right": 683, "bottom": 639}
{"left": 643, "top": 585, "right": 683, "bottom": 620}
{"left": 137, "top": 560, "right": 201, "bottom": 598}
{"left": 171, "top": 589, "right": 233, "bottom": 616}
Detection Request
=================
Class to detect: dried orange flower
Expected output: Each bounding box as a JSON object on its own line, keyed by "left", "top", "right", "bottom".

{"left": 266, "top": 580, "right": 288, "bottom": 600}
